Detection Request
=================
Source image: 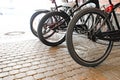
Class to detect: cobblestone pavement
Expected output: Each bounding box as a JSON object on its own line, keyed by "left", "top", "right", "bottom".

{"left": 0, "top": 32, "right": 120, "bottom": 80}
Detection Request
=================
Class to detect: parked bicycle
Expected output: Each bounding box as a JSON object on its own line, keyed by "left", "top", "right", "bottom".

{"left": 66, "top": 0, "right": 120, "bottom": 67}
{"left": 30, "top": 0, "right": 70, "bottom": 37}
{"left": 37, "top": 0, "right": 100, "bottom": 46}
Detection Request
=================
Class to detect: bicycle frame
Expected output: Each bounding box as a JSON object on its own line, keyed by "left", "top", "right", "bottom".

{"left": 49, "top": 0, "right": 100, "bottom": 17}
{"left": 111, "top": 3, "right": 120, "bottom": 29}
{"left": 95, "top": 0, "right": 120, "bottom": 41}
{"left": 104, "top": 0, "right": 120, "bottom": 29}
{"left": 48, "top": 0, "right": 101, "bottom": 33}
{"left": 66, "top": 0, "right": 100, "bottom": 17}
{"left": 73, "top": 0, "right": 100, "bottom": 14}
{"left": 107, "top": 1, "right": 120, "bottom": 29}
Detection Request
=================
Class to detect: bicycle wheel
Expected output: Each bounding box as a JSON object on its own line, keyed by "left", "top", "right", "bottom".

{"left": 30, "top": 10, "right": 50, "bottom": 37}
{"left": 38, "top": 11, "right": 70, "bottom": 46}
{"left": 66, "top": 8, "right": 113, "bottom": 67}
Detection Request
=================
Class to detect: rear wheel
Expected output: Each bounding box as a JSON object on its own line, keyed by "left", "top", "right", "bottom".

{"left": 66, "top": 8, "right": 113, "bottom": 67}
{"left": 38, "top": 11, "right": 70, "bottom": 46}
{"left": 30, "top": 10, "right": 50, "bottom": 37}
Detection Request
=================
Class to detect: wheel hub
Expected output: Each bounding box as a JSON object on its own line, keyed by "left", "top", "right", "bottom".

{"left": 88, "top": 29, "right": 97, "bottom": 42}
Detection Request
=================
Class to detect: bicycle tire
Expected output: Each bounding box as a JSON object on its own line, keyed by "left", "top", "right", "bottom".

{"left": 38, "top": 11, "right": 70, "bottom": 46}
{"left": 30, "top": 10, "right": 50, "bottom": 37}
{"left": 66, "top": 8, "right": 113, "bottom": 67}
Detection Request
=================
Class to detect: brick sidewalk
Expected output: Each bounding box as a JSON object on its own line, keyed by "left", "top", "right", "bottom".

{"left": 0, "top": 33, "right": 120, "bottom": 80}
{"left": 0, "top": 0, "right": 120, "bottom": 79}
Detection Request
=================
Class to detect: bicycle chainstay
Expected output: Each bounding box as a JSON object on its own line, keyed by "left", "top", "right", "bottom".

{"left": 96, "top": 30, "right": 120, "bottom": 41}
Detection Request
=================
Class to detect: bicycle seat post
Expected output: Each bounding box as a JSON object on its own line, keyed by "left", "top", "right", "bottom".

{"left": 75, "top": 0, "right": 79, "bottom": 7}
{"left": 109, "top": 0, "right": 112, "bottom": 5}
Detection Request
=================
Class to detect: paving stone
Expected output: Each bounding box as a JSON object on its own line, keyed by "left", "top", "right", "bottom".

{"left": 15, "top": 73, "right": 26, "bottom": 79}
{"left": 36, "top": 68, "right": 47, "bottom": 73}
{"left": 47, "top": 62, "right": 57, "bottom": 66}
{"left": 52, "top": 74, "right": 66, "bottom": 80}
{"left": 29, "top": 65, "right": 39, "bottom": 70}
{"left": 45, "top": 66, "right": 55, "bottom": 71}
{"left": 12, "top": 65, "right": 22, "bottom": 69}
{"left": 24, "top": 60, "right": 33, "bottom": 63}
{"left": 0, "top": 72, "right": 9, "bottom": 78}
{"left": 26, "top": 70, "right": 37, "bottom": 76}
{"left": 40, "top": 60, "right": 48, "bottom": 64}
{"left": 72, "top": 74, "right": 85, "bottom": 80}
{"left": 64, "top": 77, "right": 74, "bottom": 80}
{"left": 19, "top": 67, "right": 29, "bottom": 73}
{"left": 3, "top": 76, "right": 15, "bottom": 80}
{"left": 42, "top": 77, "right": 55, "bottom": 80}
{"left": 0, "top": 31, "right": 120, "bottom": 80}
{"left": 54, "top": 68, "right": 65, "bottom": 74}
{"left": 0, "top": 69, "right": 2, "bottom": 73}
{"left": 63, "top": 66, "right": 74, "bottom": 72}
{"left": 2, "top": 60, "right": 11, "bottom": 64}
{"left": 3, "top": 67, "right": 12, "bottom": 72}
{"left": 34, "top": 73, "right": 46, "bottom": 80}
{"left": 54, "top": 63, "right": 65, "bottom": 69}
{"left": 9, "top": 70, "right": 19, "bottom": 75}
{"left": 17, "top": 61, "right": 26, "bottom": 65}
{"left": 22, "top": 76, "right": 35, "bottom": 80}
{"left": 39, "top": 64, "right": 48, "bottom": 68}
{"left": 22, "top": 63, "right": 32, "bottom": 67}
{"left": 7, "top": 63, "right": 17, "bottom": 67}
{"left": 44, "top": 71, "right": 56, "bottom": 77}
{"left": 0, "top": 65, "right": 7, "bottom": 69}
{"left": 31, "top": 61, "right": 40, "bottom": 66}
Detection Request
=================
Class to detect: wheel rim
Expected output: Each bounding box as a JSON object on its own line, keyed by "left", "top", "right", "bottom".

{"left": 42, "top": 14, "right": 67, "bottom": 43}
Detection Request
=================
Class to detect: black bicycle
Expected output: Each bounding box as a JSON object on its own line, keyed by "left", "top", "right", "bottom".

{"left": 30, "top": 0, "right": 70, "bottom": 37}
{"left": 37, "top": 0, "right": 100, "bottom": 46}
{"left": 66, "top": 0, "right": 120, "bottom": 67}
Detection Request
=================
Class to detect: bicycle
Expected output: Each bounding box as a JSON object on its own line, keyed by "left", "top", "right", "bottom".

{"left": 66, "top": 0, "right": 120, "bottom": 67}
{"left": 30, "top": 0, "right": 71, "bottom": 37}
{"left": 37, "top": 0, "right": 100, "bottom": 46}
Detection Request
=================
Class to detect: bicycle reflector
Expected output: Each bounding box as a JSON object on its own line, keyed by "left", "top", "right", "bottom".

{"left": 105, "top": 4, "right": 113, "bottom": 12}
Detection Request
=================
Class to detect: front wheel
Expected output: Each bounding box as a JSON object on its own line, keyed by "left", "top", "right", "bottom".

{"left": 66, "top": 8, "right": 113, "bottom": 67}
{"left": 30, "top": 10, "right": 50, "bottom": 37}
{"left": 38, "top": 11, "right": 70, "bottom": 46}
